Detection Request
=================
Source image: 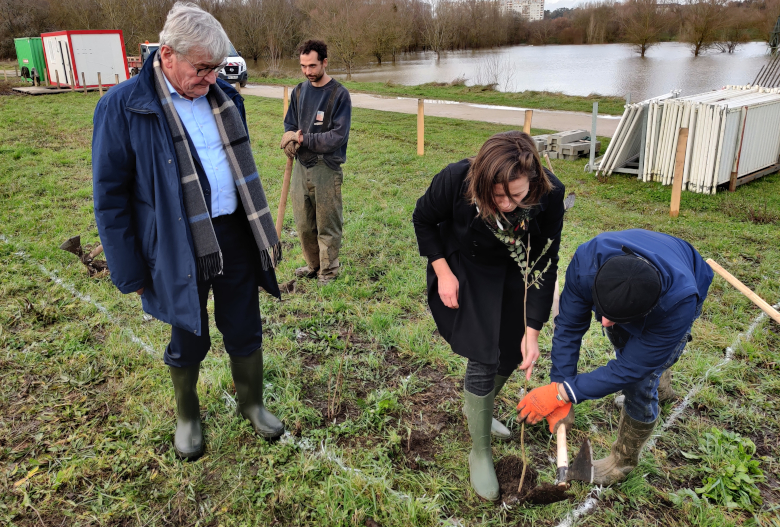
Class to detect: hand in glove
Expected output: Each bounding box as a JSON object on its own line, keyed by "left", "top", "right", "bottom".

{"left": 280, "top": 130, "right": 298, "bottom": 149}
{"left": 517, "top": 382, "right": 570, "bottom": 426}
{"left": 545, "top": 402, "right": 574, "bottom": 434}
{"left": 283, "top": 140, "right": 300, "bottom": 159}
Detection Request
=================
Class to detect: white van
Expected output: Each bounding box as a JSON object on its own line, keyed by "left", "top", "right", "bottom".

{"left": 218, "top": 42, "right": 247, "bottom": 87}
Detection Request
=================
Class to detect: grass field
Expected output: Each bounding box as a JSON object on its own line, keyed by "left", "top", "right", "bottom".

{"left": 246, "top": 73, "right": 628, "bottom": 116}
{"left": 0, "top": 84, "right": 779, "bottom": 527}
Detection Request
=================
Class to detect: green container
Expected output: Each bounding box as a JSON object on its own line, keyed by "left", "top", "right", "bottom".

{"left": 14, "top": 37, "right": 47, "bottom": 85}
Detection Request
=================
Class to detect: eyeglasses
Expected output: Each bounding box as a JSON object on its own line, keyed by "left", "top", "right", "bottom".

{"left": 182, "top": 56, "right": 227, "bottom": 77}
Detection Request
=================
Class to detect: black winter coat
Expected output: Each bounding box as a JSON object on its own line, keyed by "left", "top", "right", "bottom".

{"left": 412, "top": 159, "right": 565, "bottom": 365}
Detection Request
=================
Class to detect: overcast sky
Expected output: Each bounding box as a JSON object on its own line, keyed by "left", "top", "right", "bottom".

{"left": 545, "top": 0, "right": 588, "bottom": 13}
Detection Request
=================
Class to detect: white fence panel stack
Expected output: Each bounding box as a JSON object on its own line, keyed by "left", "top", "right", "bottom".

{"left": 599, "top": 86, "right": 780, "bottom": 194}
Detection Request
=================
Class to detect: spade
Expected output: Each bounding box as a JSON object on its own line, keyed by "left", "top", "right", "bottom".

{"left": 522, "top": 424, "right": 593, "bottom": 505}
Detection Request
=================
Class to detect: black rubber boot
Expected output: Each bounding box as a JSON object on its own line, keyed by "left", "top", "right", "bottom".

{"left": 168, "top": 364, "right": 204, "bottom": 460}
{"left": 229, "top": 349, "right": 285, "bottom": 438}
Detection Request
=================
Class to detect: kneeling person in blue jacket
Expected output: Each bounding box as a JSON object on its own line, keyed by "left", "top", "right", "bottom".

{"left": 516, "top": 229, "right": 713, "bottom": 485}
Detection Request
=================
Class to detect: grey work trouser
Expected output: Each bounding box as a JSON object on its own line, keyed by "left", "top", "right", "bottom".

{"left": 291, "top": 159, "right": 343, "bottom": 276}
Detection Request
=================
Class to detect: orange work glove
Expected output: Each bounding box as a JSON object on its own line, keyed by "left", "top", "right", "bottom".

{"left": 517, "top": 382, "right": 568, "bottom": 425}
{"left": 545, "top": 402, "right": 574, "bottom": 434}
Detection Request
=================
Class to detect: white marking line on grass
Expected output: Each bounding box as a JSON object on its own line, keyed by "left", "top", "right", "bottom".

{"left": 553, "top": 303, "right": 779, "bottom": 527}
{"left": 0, "top": 234, "right": 157, "bottom": 357}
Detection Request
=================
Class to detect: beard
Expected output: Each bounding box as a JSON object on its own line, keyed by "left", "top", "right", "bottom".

{"left": 308, "top": 71, "right": 324, "bottom": 83}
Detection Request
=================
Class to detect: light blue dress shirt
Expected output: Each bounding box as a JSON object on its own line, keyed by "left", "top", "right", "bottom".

{"left": 164, "top": 76, "right": 237, "bottom": 217}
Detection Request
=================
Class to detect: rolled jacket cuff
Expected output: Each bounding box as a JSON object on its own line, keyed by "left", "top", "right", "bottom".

{"left": 117, "top": 276, "right": 146, "bottom": 295}
{"left": 562, "top": 380, "right": 578, "bottom": 404}
{"left": 526, "top": 318, "right": 544, "bottom": 332}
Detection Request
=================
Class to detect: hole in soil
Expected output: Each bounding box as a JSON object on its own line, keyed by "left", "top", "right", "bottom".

{"left": 496, "top": 455, "right": 572, "bottom": 506}
{"left": 403, "top": 430, "right": 438, "bottom": 469}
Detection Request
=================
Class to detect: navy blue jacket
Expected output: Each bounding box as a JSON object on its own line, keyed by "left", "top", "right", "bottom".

{"left": 550, "top": 229, "right": 713, "bottom": 403}
{"left": 92, "top": 56, "right": 279, "bottom": 337}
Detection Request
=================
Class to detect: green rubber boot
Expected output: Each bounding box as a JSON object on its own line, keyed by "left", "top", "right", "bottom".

{"left": 168, "top": 364, "right": 204, "bottom": 460}
{"left": 464, "top": 390, "right": 500, "bottom": 501}
{"left": 229, "top": 349, "right": 285, "bottom": 439}
{"left": 491, "top": 374, "right": 512, "bottom": 440}
{"left": 592, "top": 407, "right": 657, "bottom": 485}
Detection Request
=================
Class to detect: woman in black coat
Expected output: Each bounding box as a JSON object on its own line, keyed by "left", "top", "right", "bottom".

{"left": 412, "top": 131, "right": 565, "bottom": 501}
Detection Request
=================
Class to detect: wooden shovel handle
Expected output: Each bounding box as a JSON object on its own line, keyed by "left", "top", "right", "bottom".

{"left": 556, "top": 423, "right": 568, "bottom": 485}
{"left": 87, "top": 244, "right": 103, "bottom": 260}
{"left": 275, "top": 158, "right": 293, "bottom": 239}
{"left": 707, "top": 259, "right": 780, "bottom": 325}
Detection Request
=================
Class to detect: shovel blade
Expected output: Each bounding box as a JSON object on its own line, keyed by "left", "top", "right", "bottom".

{"left": 59, "top": 236, "right": 82, "bottom": 256}
{"left": 566, "top": 438, "right": 594, "bottom": 484}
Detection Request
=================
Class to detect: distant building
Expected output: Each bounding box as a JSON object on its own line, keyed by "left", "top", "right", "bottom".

{"left": 502, "top": 0, "right": 544, "bottom": 21}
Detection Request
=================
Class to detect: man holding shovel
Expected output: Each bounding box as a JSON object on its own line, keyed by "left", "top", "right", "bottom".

{"left": 280, "top": 40, "right": 352, "bottom": 285}
{"left": 517, "top": 229, "right": 713, "bottom": 485}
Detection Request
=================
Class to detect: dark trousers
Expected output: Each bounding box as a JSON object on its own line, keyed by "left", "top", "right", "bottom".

{"left": 164, "top": 212, "right": 263, "bottom": 368}
{"left": 464, "top": 358, "right": 520, "bottom": 397}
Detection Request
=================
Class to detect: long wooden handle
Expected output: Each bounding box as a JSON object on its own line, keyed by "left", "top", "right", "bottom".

{"left": 707, "top": 258, "right": 780, "bottom": 325}
{"left": 556, "top": 423, "right": 568, "bottom": 485}
{"left": 276, "top": 158, "right": 293, "bottom": 239}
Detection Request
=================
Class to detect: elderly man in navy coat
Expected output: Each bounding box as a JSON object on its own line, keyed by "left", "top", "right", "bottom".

{"left": 517, "top": 229, "right": 713, "bottom": 485}
{"left": 92, "top": 2, "right": 283, "bottom": 460}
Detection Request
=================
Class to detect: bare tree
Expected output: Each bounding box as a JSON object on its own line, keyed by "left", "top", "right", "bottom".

{"left": 618, "top": 0, "right": 664, "bottom": 57}
{"left": 422, "top": 0, "right": 454, "bottom": 58}
{"left": 365, "top": 0, "right": 409, "bottom": 64}
{"left": 681, "top": 0, "right": 726, "bottom": 56}
{"left": 305, "top": 0, "right": 370, "bottom": 78}
{"left": 714, "top": 4, "right": 755, "bottom": 53}
{"left": 224, "top": 0, "right": 266, "bottom": 64}
{"left": 262, "top": 0, "right": 296, "bottom": 74}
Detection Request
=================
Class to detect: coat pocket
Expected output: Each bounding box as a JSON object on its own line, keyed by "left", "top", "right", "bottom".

{"left": 139, "top": 212, "right": 158, "bottom": 269}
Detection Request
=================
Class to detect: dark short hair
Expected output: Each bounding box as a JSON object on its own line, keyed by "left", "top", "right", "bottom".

{"left": 465, "top": 131, "right": 553, "bottom": 221}
{"left": 297, "top": 40, "right": 328, "bottom": 62}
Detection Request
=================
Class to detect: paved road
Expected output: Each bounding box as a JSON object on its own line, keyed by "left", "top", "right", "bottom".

{"left": 241, "top": 84, "right": 621, "bottom": 136}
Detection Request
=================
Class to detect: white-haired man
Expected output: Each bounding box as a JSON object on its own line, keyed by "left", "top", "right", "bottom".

{"left": 92, "top": 2, "right": 284, "bottom": 460}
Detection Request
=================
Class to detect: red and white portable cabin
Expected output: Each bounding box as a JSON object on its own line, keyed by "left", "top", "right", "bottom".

{"left": 41, "top": 30, "right": 130, "bottom": 89}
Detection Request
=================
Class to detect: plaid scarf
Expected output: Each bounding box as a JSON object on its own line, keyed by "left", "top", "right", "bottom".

{"left": 152, "top": 52, "right": 280, "bottom": 280}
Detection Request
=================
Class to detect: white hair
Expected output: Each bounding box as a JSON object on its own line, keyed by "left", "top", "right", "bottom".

{"left": 159, "top": 2, "right": 231, "bottom": 61}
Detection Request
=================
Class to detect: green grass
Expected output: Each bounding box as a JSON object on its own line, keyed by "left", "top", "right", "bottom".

{"left": 248, "top": 73, "right": 628, "bottom": 116}
{"left": 1, "top": 85, "right": 779, "bottom": 526}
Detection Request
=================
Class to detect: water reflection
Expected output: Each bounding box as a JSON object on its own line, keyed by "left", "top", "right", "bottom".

{"left": 337, "top": 42, "right": 774, "bottom": 100}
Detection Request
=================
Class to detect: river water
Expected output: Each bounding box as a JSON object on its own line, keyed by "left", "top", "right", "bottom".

{"left": 342, "top": 41, "right": 775, "bottom": 101}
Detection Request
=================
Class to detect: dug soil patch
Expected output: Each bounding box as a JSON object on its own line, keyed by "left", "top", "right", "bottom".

{"left": 496, "top": 455, "right": 572, "bottom": 506}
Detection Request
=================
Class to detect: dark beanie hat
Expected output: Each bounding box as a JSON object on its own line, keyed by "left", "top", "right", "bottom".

{"left": 591, "top": 247, "right": 662, "bottom": 324}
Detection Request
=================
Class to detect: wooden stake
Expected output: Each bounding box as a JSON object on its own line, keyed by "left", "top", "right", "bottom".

{"left": 275, "top": 158, "right": 294, "bottom": 238}
{"left": 283, "top": 86, "right": 289, "bottom": 117}
{"left": 707, "top": 258, "right": 780, "bottom": 325}
{"left": 417, "top": 98, "right": 424, "bottom": 156}
{"left": 728, "top": 170, "right": 738, "bottom": 192}
{"left": 97, "top": 72, "right": 103, "bottom": 96}
{"left": 3, "top": 69, "right": 6, "bottom": 81}
{"left": 523, "top": 109, "right": 533, "bottom": 135}
{"left": 234, "top": 82, "right": 241, "bottom": 94}
{"left": 669, "top": 127, "right": 688, "bottom": 218}
{"left": 544, "top": 152, "right": 554, "bottom": 172}
{"left": 82, "top": 72, "right": 87, "bottom": 95}
{"left": 115, "top": 73, "right": 119, "bottom": 86}
{"left": 55, "top": 70, "right": 60, "bottom": 89}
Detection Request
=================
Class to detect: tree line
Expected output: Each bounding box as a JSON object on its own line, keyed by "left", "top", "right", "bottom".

{"left": 2, "top": 0, "right": 780, "bottom": 72}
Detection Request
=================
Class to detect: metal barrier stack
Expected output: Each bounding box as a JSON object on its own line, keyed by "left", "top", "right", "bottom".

{"left": 596, "top": 86, "right": 780, "bottom": 194}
